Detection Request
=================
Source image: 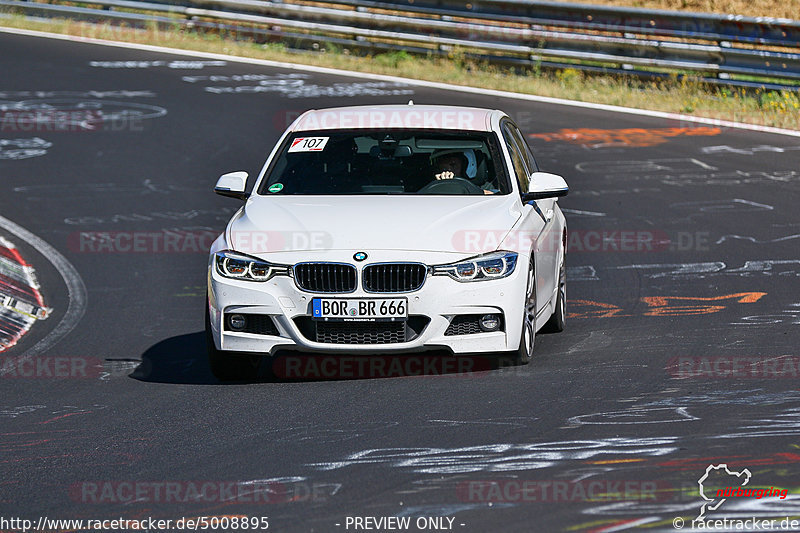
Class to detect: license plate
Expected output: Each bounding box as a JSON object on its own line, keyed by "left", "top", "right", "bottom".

{"left": 312, "top": 298, "right": 407, "bottom": 321}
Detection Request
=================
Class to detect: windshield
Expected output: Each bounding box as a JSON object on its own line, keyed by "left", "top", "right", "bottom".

{"left": 258, "top": 130, "right": 509, "bottom": 196}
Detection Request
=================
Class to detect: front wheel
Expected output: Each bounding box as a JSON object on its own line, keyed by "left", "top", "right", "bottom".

{"left": 504, "top": 260, "right": 535, "bottom": 366}
{"left": 206, "top": 302, "right": 259, "bottom": 382}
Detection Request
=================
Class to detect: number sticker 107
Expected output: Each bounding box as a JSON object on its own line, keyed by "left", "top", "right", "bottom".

{"left": 289, "top": 137, "right": 329, "bottom": 153}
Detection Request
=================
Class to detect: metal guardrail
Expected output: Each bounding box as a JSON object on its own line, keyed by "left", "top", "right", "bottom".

{"left": 3, "top": 0, "right": 800, "bottom": 90}
{"left": 333, "top": 1, "right": 800, "bottom": 47}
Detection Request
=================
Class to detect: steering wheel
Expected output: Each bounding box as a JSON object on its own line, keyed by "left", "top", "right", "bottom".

{"left": 417, "top": 177, "right": 484, "bottom": 195}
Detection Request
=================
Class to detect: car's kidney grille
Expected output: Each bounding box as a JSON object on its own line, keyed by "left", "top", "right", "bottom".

{"left": 294, "top": 263, "right": 357, "bottom": 293}
{"left": 363, "top": 263, "right": 427, "bottom": 293}
{"left": 316, "top": 320, "right": 406, "bottom": 344}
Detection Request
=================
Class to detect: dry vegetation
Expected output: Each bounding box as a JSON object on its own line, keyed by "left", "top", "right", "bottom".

{"left": 556, "top": 0, "right": 799, "bottom": 19}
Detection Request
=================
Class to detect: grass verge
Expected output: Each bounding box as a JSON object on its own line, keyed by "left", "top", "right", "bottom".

{"left": 1, "top": 14, "right": 798, "bottom": 131}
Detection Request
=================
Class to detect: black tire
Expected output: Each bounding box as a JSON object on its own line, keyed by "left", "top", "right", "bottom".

{"left": 206, "top": 302, "right": 259, "bottom": 382}
{"left": 504, "top": 259, "right": 535, "bottom": 366}
{"left": 542, "top": 260, "right": 566, "bottom": 334}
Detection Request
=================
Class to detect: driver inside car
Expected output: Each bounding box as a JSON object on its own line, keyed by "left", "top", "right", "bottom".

{"left": 431, "top": 149, "right": 497, "bottom": 194}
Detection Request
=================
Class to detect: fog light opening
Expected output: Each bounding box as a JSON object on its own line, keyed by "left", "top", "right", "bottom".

{"left": 479, "top": 314, "right": 500, "bottom": 332}
{"left": 228, "top": 314, "right": 246, "bottom": 331}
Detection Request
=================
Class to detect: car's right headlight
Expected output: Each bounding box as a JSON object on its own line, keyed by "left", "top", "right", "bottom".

{"left": 214, "top": 250, "right": 289, "bottom": 282}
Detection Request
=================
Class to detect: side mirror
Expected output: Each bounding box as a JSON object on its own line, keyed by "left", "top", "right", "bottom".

{"left": 215, "top": 171, "right": 249, "bottom": 200}
{"left": 521, "top": 172, "right": 569, "bottom": 202}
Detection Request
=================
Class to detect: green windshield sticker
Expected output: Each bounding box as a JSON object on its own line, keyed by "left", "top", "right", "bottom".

{"left": 268, "top": 183, "right": 284, "bottom": 193}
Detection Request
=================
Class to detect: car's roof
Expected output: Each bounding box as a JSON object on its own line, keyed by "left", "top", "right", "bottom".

{"left": 291, "top": 104, "right": 502, "bottom": 133}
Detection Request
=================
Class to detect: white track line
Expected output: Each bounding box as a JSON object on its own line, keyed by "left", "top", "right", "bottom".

{"left": 0, "top": 215, "right": 87, "bottom": 369}
{"left": 1, "top": 25, "right": 799, "bottom": 138}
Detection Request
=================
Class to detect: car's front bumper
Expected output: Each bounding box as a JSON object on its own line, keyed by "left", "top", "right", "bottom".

{"left": 207, "top": 257, "right": 526, "bottom": 356}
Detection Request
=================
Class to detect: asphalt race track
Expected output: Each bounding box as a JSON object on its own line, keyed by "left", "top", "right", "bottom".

{"left": 2, "top": 30, "right": 800, "bottom": 533}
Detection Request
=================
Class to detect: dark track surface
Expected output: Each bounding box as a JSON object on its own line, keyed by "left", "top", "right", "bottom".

{"left": 1, "top": 31, "right": 800, "bottom": 533}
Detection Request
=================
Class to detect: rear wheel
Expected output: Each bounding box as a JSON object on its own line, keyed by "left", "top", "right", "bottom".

{"left": 505, "top": 259, "right": 535, "bottom": 366}
{"left": 206, "top": 302, "right": 259, "bottom": 382}
{"left": 542, "top": 260, "right": 566, "bottom": 333}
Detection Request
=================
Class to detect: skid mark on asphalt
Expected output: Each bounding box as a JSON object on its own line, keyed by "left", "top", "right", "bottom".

{"left": 573, "top": 156, "right": 800, "bottom": 187}
{"left": 90, "top": 60, "right": 227, "bottom": 69}
{"left": 0, "top": 137, "right": 52, "bottom": 160}
{"left": 0, "top": 90, "right": 155, "bottom": 99}
{"left": 1, "top": 98, "right": 167, "bottom": 131}
{"left": 181, "top": 72, "right": 416, "bottom": 99}
{"left": 568, "top": 407, "right": 699, "bottom": 426}
{"left": 617, "top": 389, "right": 800, "bottom": 408}
{"left": 732, "top": 303, "right": 800, "bottom": 326}
{"left": 427, "top": 418, "right": 537, "bottom": 428}
{"left": 14, "top": 180, "right": 197, "bottom": 200}
{"left": 63, "top": 207, "right": 235, "bottom": 226}
{"left": 307, "top": 438, "right": 680, "bottom": 474}
{"left": 716, "top": 234, "right": 800, "bottom": 245}
{"left": 669, "top": 198, "right": 773, "bottom": 214}
{"left": 573, "top": 260, "right": 800, "bottom": 281}
{"left": 701, "top": 144, "right": 800, "bottom": 155}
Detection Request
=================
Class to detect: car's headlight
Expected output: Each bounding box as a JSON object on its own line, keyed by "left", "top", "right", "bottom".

{"left": 432, "top": 251, "right": 518, "bottom": 282}
{"left": 214, "top": 250, "right": 289, "bottom": 282}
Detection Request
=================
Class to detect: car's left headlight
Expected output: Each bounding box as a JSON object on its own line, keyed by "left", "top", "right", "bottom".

{"left": 214, "top": 250, "right": 290, "bottom": 282}
{"left": 432, "top": 251, "right": 518, "bottom": 282}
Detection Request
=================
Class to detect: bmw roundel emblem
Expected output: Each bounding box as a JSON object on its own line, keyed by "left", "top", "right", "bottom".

{"left": 353, "top": 252, "right": 368, "bottom": 262}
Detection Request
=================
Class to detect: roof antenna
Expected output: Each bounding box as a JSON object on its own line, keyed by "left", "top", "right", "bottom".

{"left": 407, "top": 100, "right": 414, "bottom": 106}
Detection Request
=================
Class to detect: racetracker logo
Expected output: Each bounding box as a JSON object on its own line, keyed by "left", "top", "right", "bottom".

{"left": 715, "top": 486, "right": 788, "bottom": 499}
{"left": 685, "top": 463, "right": 793, "bottom": 528}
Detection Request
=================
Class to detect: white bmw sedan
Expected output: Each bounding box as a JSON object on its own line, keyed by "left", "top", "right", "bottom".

{"left": 206, "top": 104, "right": 568, "bottom": 380}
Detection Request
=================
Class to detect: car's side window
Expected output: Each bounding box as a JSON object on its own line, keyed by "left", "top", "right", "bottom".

{"left": 509, "top": 123, "right": 539, "bottom": 173}
{"left": 501, "top": 123, "right": 530, "bottom": 193}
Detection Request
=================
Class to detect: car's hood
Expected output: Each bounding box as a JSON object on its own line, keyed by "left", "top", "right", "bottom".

{"left": 227, "top": 195, "right": 522, "bottom": 254}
